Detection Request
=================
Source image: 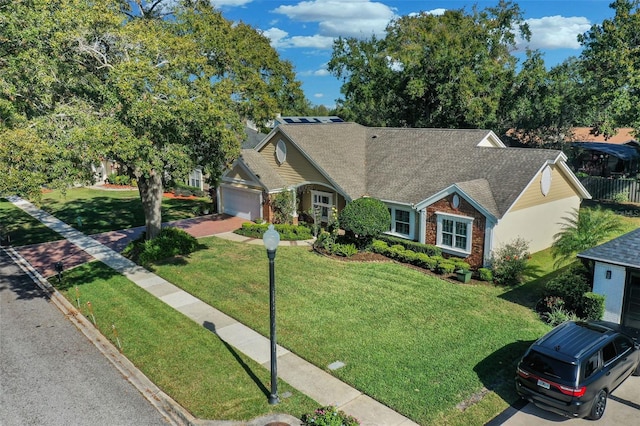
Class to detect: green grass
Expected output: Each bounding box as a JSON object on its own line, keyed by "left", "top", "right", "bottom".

{"left": 152, "top": 238, "right": 551, "bottom": 425}
{"left": 1, "top": 187, "right": 209, "bottom": 246}
{"left": 0, "top": 199, "right": 64, "bottom": 245}
{"left": 56, "top": 261, "right": 318, "bottom": 421}
{"left": 15, "top": 193, "right": 640, "bottom": 425}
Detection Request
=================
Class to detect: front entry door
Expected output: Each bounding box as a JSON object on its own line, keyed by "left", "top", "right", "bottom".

{"left": 622, "top": 272, "right": 640, "bottom": 330}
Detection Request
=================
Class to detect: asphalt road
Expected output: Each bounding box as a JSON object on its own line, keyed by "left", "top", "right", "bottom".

{"left": 0, "top": 249, "right": 168, "bottom": 426}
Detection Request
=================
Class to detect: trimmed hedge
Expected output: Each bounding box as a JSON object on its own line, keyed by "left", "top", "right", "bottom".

{"left": 170, "top": 182, "right": 205, "bottom": 197}
{"left": 235, "top": 222, "right": 313, "bottom": 241}
{"left": 376, "top": 234, "right": 441, "bottom": 256}
{"left": 582, "top": 292, "right": 605, "bottom": 321}
{"left": 371, "top": 239, "right": 469, "bottom": 275}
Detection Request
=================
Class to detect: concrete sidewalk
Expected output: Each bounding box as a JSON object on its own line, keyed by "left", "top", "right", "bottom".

{"left": 7, "top": 196, "right": 417, "bottom": 426}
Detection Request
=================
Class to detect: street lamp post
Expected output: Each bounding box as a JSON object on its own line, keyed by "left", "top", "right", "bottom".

{"left": 263, "top": 224, "right": 280, "bottom": 405}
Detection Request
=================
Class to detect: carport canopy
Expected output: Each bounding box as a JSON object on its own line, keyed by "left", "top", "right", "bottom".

{"left": 572, "top": 142, "right": 640, "bottom": 161}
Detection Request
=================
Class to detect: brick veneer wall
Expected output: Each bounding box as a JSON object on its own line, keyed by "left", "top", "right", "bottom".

{"left": 425, "top": 194, "right": 486, "bottom": 268}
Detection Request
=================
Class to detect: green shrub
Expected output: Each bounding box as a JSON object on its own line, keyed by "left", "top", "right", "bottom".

{"left": 122, "top": 227, "right": 198, "bottom": 265}
{"left": 108, "top": 174, "right": 133, "bottom": 186}
{"left": 170, "top": 182, "right": 205, "bottom": 197}
{"left": 332, "top": 243, "right": 358, "bottom": 257}
{"left": 371, "top": 239, "right": 390, "bottom": 254}
{"left": 490, "top": 237, "right": 531, "bottom": 286}
{"left": 544, "top": 306, "right": 578, "bottom": 327}
{"left": 581, "top": 292, "right": 605, "bottom": 320}
{"left": 436, "top": 260, "right": 456, "bottom": 275}
{"left": 478, "top": 268, "right": 493, "bottom": 282}
{"left": 450, "top": 259, "right": 470, "bottom": 271}
{"left": 612, "top": 191, "right": 629, "bottom": 203}
{"left": 235, "top": 223, "right": 312, "bottom": 241}
{"left": 415, "top": 253, "right": 438, "bottom": 270}
{"left": 339, "top": 197, "right": 390, "bottom": 248}
{"left": 271, "top": 190, "right": 295, "bottom": 224}
{"left": 301, "top": 405, "right": 360, "bottom": 426}
{"left": 387, "top": 244, "right": 405, "bottom": 260}
{"left": 376, "top": 235, "right": 441, "bottom": 256}
{"left": 544, "top": 263, "right": 590, "bottom": 312}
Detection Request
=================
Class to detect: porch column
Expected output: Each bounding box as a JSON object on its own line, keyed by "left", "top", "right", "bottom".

{"left": 418, "top": 208, "right": 426, "bottom": 244}
{"left": 291, "top": 187, "right": 298, "bottom": 225}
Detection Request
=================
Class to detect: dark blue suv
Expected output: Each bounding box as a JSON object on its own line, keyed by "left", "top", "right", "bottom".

{"left": 515, "top": 321, "right": 640, "bottom": 420}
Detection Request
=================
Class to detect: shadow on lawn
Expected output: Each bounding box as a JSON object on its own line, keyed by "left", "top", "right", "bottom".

{"left": 473, "top": 339, "right": 536, "bottom": 405}
{"left": 54, "top": 261, "right": 122, "bottom": 292}
{"left": 498, "top": 264, "right": 570, "bottom": 310}
{"left": 203, "top": 321, "right": 270, "bottom": 398}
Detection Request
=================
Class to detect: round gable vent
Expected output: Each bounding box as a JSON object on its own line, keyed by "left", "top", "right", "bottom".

{"left": 275, "top": 139, "right": 287, "bottom": 164}
{"left": 541, "top": 165, "right": 552, "bottom": 196}
{"left": 452, "top": 194, "right": 460, "bottom": 209}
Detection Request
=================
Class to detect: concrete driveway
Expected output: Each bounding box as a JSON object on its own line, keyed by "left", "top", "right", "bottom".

{"left": 495, "top": 375, "right": 640, "bottom": 425}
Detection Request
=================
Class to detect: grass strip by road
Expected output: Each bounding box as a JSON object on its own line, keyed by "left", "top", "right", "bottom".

{"left": 55, "top": 261, "right": 318, "bottom": 421}
{"left": 152, "top": 237, "right": 551, "bottom": 425}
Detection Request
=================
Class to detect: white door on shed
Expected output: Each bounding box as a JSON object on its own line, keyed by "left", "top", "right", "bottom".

{"left": 221, "top": 186, "right": 261, "bottom": 220}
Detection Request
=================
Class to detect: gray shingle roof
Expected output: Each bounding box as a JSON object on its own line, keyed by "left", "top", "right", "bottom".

{"left": 278, "top": 123, "right": 368, "bottom": 199}
{"left": 242, "top": 127, "right": 266, "bottom": 149}
{"left": 577, "top": 228, "right": 640, "bottom": 269}
{"left": 239, "top": 149, "right": 287, "bottom": 190}
{"left": 272, "top": 123, "right": 562, "bottom": 218}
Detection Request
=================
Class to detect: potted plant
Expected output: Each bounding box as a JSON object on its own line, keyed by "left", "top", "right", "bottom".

{"left": 455, "top": 268, "right": 472, "bottom": 283}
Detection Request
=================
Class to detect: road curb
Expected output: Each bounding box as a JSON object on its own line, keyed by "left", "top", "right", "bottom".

{"left": 4, "top": 246, "right": 303, "bottom": 426}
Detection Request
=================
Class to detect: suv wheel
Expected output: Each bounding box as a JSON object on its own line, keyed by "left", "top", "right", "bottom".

{"left": 589, "top": 389, "right": 607, "bottom": 420}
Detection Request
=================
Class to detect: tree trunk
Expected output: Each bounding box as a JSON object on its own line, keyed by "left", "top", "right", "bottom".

{"left": 137, "top": 172, "right": 163, "bottom": 240}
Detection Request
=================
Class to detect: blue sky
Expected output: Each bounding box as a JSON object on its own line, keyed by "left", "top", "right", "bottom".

{"left": 213, "top": 0, "right": 616, "bottom": 108}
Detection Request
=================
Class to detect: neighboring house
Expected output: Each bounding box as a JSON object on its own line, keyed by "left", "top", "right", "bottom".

{"left": 219, "top": 122, "right": 591, "bottom": 267}
{"left": 577, "top": 228, "right": 640, "bottom": 329}
{"left": 92, "top": 158, "right": 119, "bottom": 184}
{"left": 186, "top": 126, "right": 267, "bottom": 192}
{"left": 567, "top": 127, "right": 640, "bottom": 178}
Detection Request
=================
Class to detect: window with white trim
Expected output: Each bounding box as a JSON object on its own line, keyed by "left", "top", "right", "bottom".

{"left": 387, "top": 206, "right": 413, "bottom": 238}
{"left": 311, "top": 190, "right": 333, "bottom": 222}
{"left": 188, "top": 168, "right": 203, "bottom": 190}
{"left": 436, "top": 212, "right": 473, "bottom": 255}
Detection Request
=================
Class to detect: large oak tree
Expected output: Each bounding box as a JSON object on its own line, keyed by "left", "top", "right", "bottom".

{"left": 1, "top": 0, "right": 305, "bottom": 238}
{"left": 328, "top": 0, "right": 530, "bottom": 129}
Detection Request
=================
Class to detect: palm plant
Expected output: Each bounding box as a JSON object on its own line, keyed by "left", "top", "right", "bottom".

{"left": 551, "top": 206, "right": 623, "bottom": 268}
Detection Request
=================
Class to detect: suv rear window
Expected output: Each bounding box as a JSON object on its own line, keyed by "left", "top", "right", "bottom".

{"left": 521, "top": 350, "right": 578, "bottom": 382}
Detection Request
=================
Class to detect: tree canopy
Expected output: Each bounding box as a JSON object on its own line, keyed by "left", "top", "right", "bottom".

{"left": 328, "top": 0, "right": 639, "bottom": 144}
{"left": 328, "top": 0, "right": 530, "bottom": 129}
{"left": 1, "top": 0, "right": 306, "bottom": 238}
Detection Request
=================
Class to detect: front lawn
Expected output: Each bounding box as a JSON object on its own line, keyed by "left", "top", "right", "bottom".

{"left": 152, "top": 237, "right": 551, "bottom": 425}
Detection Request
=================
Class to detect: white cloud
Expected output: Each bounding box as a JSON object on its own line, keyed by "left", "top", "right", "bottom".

{"left": 314, "top": 93, "right": 324, "bottom": 98}
{"left": 273, "top": 0, "right": 397, "bottom": 38}
{"left": 425, "top": 8, "right": 446, "bottom": 16}
{"left": 300, "top": 65, "right": 331, "bottom": 76}
{"left": 262, "top": 27, "right": 290, "bottom": 48}
{"left": 263, "top": 27, "right": 334, "bottom": 49}
{"left": 288, "top": 34, "right": 335, "bottom": 48}
{"left": 518, "top": 16, "right": 591, "bottom": 50}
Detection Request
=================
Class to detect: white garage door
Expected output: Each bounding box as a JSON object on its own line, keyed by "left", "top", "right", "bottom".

{"left": 221, "top": 186, "right": 261, "bottom": 220}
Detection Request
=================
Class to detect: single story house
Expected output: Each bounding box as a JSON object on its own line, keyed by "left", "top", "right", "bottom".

{"left": 577, "top": 228, "right": 640, "bottom": 329}
{"left": 219, "top": 122, "right": 591, "bottom": 267}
